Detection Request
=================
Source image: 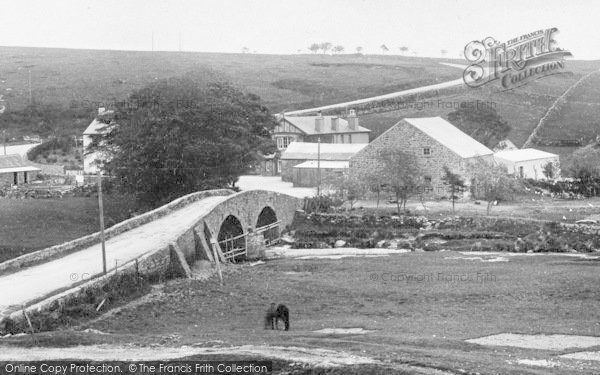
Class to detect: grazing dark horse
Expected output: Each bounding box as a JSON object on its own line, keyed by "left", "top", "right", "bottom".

{"left": 264, "top": 303, "right": 290, "bottom": 331}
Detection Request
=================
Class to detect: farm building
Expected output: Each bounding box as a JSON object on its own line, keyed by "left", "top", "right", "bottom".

{"left": 0, "top": 154, "right": 40, "bottom": 186}
{"left": 273, "top": 110, "right": 370, "bottom": 150}
{"left": 280, "top": 142, "right": 367, "bottom": 186}
{"left": 494, "top": 148, "right": 559, "bottom": 179}
{"left": 291, "top": 160, "right": 350, "bottom": 187}
{"left": 350, "top": 117, "right": 494, "bottom": 197}
{"left": 83, "top": 108, "right": 113, "bottom": 175}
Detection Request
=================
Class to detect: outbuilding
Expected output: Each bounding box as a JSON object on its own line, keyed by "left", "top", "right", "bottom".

{"left": 493, "top": 148, "right": 559, "bottom": 179}
{"left": 0, "top": 154, "right": 40, "bottom": 186}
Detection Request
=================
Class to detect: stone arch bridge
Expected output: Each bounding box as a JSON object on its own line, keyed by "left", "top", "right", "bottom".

{"left": 0, "top": 189, "right": 302, "bottom": 320}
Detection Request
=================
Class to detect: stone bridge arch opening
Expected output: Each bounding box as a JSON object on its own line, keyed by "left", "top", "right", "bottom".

{"left": 255, "top": 206, "right": 280, "bottom": 244}
{"left": 217, "top": 215, "right": 246, "bottom": 261}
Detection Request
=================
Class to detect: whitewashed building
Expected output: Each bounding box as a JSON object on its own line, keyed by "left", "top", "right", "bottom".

{"left": 83, "top": 108, "right": 113, "bottom": 175}
{"left": 494, "top": 148, "right": 560, "bottom": 179}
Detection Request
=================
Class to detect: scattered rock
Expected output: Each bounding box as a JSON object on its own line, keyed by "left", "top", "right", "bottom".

{"left": 334, "top": 240, "right": 346, "bottom": 248}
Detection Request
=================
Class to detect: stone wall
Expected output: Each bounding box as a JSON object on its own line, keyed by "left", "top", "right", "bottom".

{"left": 350, "top": 121, "right": 493, "bottom": 197}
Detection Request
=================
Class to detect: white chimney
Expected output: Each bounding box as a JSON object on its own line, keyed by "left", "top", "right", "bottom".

{"left": 331, "top": 116, "right": 339, "bottom": 131}
{"left": 348, "top": 109, "right": 358, "bottom": 130}
{"left": 315, "top": 112, "right": 324, "bottom": 132}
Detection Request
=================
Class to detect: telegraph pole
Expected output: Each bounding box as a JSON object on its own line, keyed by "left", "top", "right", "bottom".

{"left": 97, "top": 171, "right": 107, "bottom": 274}
{"left": 317, "top": 137, "right": 321, "bottom": 197}
{"left": 2, "top": 130, "right": 6, "bottom": 155}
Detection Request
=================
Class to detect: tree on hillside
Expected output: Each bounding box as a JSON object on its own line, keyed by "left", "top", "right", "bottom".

{"left": 470, "top": 158, "right": 518, "bottom": 214}
{"left": 399, "top": 46, "right": 409, "bottom": 55}
{"left": 319, "top": 42, "right": 332, "bottom": 54}
{"left": 380, "top": 44, "right": 389, "bottom": 54}
{"left": 375, "top": 149, "right": 422, "bottom": 214}
{"left": 332, "top": 45, "right": 345, "bottom": 54}
{"left": 441, "top": 166, "right": 466, "bottom": 216}
{"left": 95, "top": 73, "right": 277, "bottom": 208}
{"left": 356, "top": 46, "right": 363, "bottom": 54}
{"left": 446, "top": 105, "right": 511, "bottom": 148}
{"left": 308, "top": 43, "right": 320, "bottom": 54}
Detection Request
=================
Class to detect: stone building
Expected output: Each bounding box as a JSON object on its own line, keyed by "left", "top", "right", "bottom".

{"left": 350, "top": 117, "right": 494, "bottom": 196}
{"left": 0, "top": 154, "right": 40, "bottom": 186}
{"left": 273, "top": 110, "right": 370, "bottom": 151}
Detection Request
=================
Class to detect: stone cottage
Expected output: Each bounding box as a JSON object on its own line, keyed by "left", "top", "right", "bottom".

{"left": 349, "top": 117, "right": 494, "bottom": 196}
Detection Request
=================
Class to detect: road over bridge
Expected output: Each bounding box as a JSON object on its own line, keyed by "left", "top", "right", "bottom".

{"left": 0, "top": 189, "right": 302, "bottom": 319}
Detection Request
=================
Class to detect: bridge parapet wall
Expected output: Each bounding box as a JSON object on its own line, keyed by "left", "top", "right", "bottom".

{"left": 0, "top": 189, "right": 234, "bottom": 276}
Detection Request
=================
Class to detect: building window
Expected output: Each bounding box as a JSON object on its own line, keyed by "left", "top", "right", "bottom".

{"left": 341, "top": 134, "right": 345, "bottom": 143}
{"left": 423, "top": 147, "right": 431, "bottom": 156}
{"left": 519, "top": 166, "right": 524, "bottom": 178}
{"left": 277, "top": 137, "right": 293, "bottom": 150}
{"left": 348, "top": 134, "right": 352, "bottom": 143}
{"left": 424, "top": 176, "right": 433, "bottom": 192}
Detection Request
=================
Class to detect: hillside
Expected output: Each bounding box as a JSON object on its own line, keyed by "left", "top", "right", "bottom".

{"left": 0, "top": 46, "right": 599, "bottom": 160}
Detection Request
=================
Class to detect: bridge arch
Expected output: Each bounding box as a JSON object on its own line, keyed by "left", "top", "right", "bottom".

{"left": 217, "top": 214, "right": 246, "bottom": 260}
{"left": 255, "top": 206, "right": 279, "bottom": 244}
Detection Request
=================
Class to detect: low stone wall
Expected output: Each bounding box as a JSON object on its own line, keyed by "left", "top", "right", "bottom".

{"left": 0, "top": 189, "right": 234, "bottom": 276}
{"left": 2, "top": 242, "right": 180, "bottom": 333}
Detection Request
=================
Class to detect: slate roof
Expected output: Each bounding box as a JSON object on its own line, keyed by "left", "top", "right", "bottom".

{"left": 403, "top": 117, "right": 493, "bottom": 158}
{"left": 281, "top": 142, "right": 367, "bottom": 160}
{"left": 0, "top": 154, "right": 40, "bottom": 173}
{"left": 293, "top": 160, "right": 350, "bottom": 169}
{"left": 494, "top": 148, "right": 558, "bottom": 162}
{"left": 283, "top": 116, "right": 370, "bottom": 135}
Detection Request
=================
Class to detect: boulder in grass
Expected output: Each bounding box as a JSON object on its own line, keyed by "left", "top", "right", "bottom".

{"left": 334, "top": 240, "right": 346, "bottom": 248}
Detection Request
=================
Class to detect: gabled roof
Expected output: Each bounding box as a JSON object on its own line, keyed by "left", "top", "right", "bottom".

{"left": 494, "top": 148, "right": 558, "bottom": 162}
{"left": 281, "top": 142, "right": 367, "bottom": 160}
{"left": 403, "top": 117, "right": 493, "bottom": 158}
{"left": 0, "top": 154, "right": 40, "bottom": 173}
{"left": 283, "top": 116, "right": 370, "bottom": 135}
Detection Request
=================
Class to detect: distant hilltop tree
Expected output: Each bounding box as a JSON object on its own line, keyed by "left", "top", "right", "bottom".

{"left": 380, "top": 44, "right": 389, "bottom": 54}
{"left": 399, "top": 46, "right": 409, "bottom": 55}
{"left": 308, "top": 43, "right": 320, "bottom": 54}
{"left": 332, "top": 45, "right": 345, "bottom": 54}
{"left": 319, "top": 42, "right": 332, "bottom": 54}
{"left": 356, "top": 46, "right": 363, "bottom": 54}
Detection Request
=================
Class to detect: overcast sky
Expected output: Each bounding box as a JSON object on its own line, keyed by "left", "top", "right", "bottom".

{"left": 0, "top": 0, "right": 598, "bottom": 59}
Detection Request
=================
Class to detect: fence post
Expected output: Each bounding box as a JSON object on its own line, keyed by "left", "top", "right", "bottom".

{"left": 210, "top": 238, "right": 224, "bottom": 286}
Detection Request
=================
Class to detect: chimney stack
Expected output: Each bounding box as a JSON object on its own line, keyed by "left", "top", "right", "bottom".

{"left": 331, "top": 116, "right": 339, "bottom": 131}
{"left": 347, "top": 109, "right": 358, "bottom": 130}
{"left": 315, "top": 111, "right": 324, "bottom": 132}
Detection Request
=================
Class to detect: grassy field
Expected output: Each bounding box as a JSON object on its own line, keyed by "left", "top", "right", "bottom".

{"left": 0, "top": 194, "right": 138, "bottom": 263}
{"left": 1, "top": 46, "right": 600, "bottom": 152}
{"left": 6, "top": 251, "right": 598, "bottom": 374}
